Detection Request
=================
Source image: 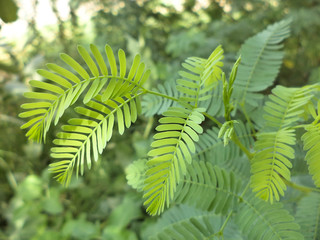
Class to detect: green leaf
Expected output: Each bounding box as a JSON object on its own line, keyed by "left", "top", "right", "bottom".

{"left": 176, "top": 45, "right": 224, "bottom": 107}
{"left": 60, "top": 53, "right": 90, "bottom": 80}
{"left": 175, "top": 161, "right": 241, "bottom": 213}
{"left": 49, "top": 94, "right": 143, "bottom": 186}
{"left": 29, "top": 80, "right": 65, "bottom": 94}
{"left": 105, "top": 44, "right": 117, "bottom": 76}
{"left": 147, "top": 205, "right": 222, "bottom": 240}
{"left": 234, "top": 19, "right": 291, "bottom": 106}
{"left": 90, "top": 44, "right": 108, "bottom": 75}
{"left": 127, "top": 54, "right": 141, "bottom": 81}
{"left": 302, "top": 123, "right": 320, "bottom": 187}
{"left": 0, "top": 0, "right": 18, "bottom": 23}
{"left": 77, "top": 45, "right": 99, "bottom": 77}
{"left": 295, "top": 193, "right": 320, "bottom": 239}
{"left": 251, "top": 128, "right": 296, "bottom": 203}
{"left": 236, "top": 192, "right": 303, "bottom": 240}
{"left": 118, "top": 49, "right": 126, "bottom": 78}
{"left": 83, "top": 78, "right": 101, "bottom": 103}
{"left": 45, "top": 64, "right": 81, "bottom": 84}
{"left": 143, "top": 107, "right": 204, "bottom": 215}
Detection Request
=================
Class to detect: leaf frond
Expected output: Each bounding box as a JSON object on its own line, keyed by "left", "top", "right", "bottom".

{"left": 143, "top": 106, "right": 204, "bottom": 215}
{"left": 236, "top": 192, "right": 303, "bottom": 240}
{"left": 20, "top": 44, "right": 150, "bottom": 143}
{"left": 251, "top": 128, "right": 296, "bottom": 203}
{"left": 250, "top": 84, "right": 316, "bottom": 203}
{"left": 177, "top": 45, "right": 224, "bottom": 107}
{"left": 234, "top": 19, "right": 291, "bottom": 106}
{"left": 125, "top": 159, "right": 148, "bottom": 192}
{"left": 295, "top": 192, "right": 320, "bottom": 239}
{"left": 302, "top": 123, "right": 320, "bottom": 187}
{"left": 263, "top": 85, "right": 315, "bottom": 130}
{"left": 147, "top": 205, "right": 222, "bottom": 240}
{"left": 49, "top": 93, "right": 142, "bottom": 186}
{"left": 174, "top": 161, "right": 242, "bottom": 214}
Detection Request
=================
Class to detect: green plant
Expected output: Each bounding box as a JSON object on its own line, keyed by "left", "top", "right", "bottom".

{"left": 20, "top": 18, "right": 320, "bottom": 239}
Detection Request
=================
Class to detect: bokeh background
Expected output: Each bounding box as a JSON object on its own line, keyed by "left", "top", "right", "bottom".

{"left": 1, "top": 0, "right": 320, "bottom": 239}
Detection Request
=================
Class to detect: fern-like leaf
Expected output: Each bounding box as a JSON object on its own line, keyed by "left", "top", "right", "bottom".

{"left": 125, "top": 159, "right": 148, "bottom": 192}
{"left": 263, "top": 85, "right": 314, "bottom": 130}
{"left": 143, "top": 106, "right": 204, "bottom": 215}
{"left": 295, "top": 192, "right": 320, "bottom": 239}
{"left": 233, "top": 19, "right": 291, "bottom": 107}
{"left": 302, "top": 123, "right": 320, "bottom": 187}
{"left": 147, "top": 205, "right": 222, "bottom": 240}
{"left": 251, "top": 85, "right": 315, "bottom": 203}
{"left": 174, "top": 161, "right": 241, "bottom": 214}
{"left": 20, "top": 44, "right": 150, "bottom": 143}
{"left": 49, "top": 93, "right": 142, "bottom": 185}
{"left": 177, "top": 45, "right": 224, "bottom": 106}
{"left": 251, "top": 128, "right": 296, "bottom": 203}
{"left": 236, "top": 192, "right": 303, "bottom": 239}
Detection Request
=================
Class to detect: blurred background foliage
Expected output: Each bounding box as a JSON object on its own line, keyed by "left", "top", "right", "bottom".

{"left": 0, "top": 0, "right": 320, "bottom": 239}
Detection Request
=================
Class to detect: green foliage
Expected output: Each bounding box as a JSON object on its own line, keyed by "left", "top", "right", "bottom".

{"left": 251, "top": 128, "right": 296, "bottom": 203}
{"left": 236, "top": 193, "right": 304, "bottom": 239}
{"left": 126, "top": 159, "right": 148, "bottom": 192}
{"left": 143, "top": 106, "right": 204, "bottom": 215}
{"left": 176, "top": 45, "right": 224, "bottom": 106}
{"left": 233, "top": 19, "right": 291, "bottom": 107}
{"left": 302, "top": 122, "right": 320, "bottom": 188}
{"left": 263, "top": 85, "right": 315, "bottom": 130}
{"left": 50, "top": 93, "right": 142, "bottom": 186}
{"left": 200, "top": 80, "right": 225, "bottom": 117}
{"left": 218, "top": 120, "right": 239, "bottom": 146}
{"left": 251, "top": 85, "right": 316, "bottom": 203}
{"left": 222, "top": 56, "right": 241, "bottom": 121}
{"left": 174, "top": 161, "right": 241, "bottom": 213}
{"left": 20, "top": 44, "right": 150, "bottom": 185}
{"left": 295, "top": 192, "right": 320, "bottom": 239}
{"left": 19, "top": 44, "right": 150, "bottom": 144}
{"left": 143, "top": 45, "right": 224, "bottom": 215}
{"left": 145, "top": 205, "right": 222, "bottom": 240}
{"left": 141, "top": 81, "right": 181, "bottom": 117}
{"left": 102, "top": 193, "right": 142, "bottom": 240}
{"left": 18, "top": 17, "right": 320, "bottom": 240}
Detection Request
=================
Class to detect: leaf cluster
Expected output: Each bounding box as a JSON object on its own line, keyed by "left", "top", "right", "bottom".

{"left": 19, "top": 18, "right": 320, "bottom": 239}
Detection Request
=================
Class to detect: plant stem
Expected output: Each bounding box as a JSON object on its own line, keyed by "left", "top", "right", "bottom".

{"left": 146, "top": 89, "right": 224, "bottom": 127}
{"left": 282, "top": 178, "right": 320, "bottom": 193}
{"left": 240, "top": 182, "right": 251, "bottom": 198}
{"left": 232, "top": 134, "right": 253, "bottom": 160}
{"left": 145, "top": 89, "right": 179, "bottom": 102}
{"left": 219, "top": 210, "right": 233, "bottom": 234}
{"left": 203, "top": 112, "right": 222, "bottom": 127}
{"left": 218, "top": 182, "right": 251, "bottom": 237}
